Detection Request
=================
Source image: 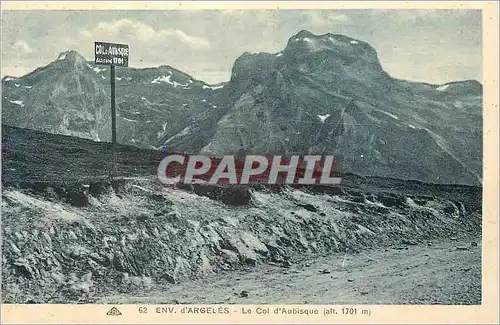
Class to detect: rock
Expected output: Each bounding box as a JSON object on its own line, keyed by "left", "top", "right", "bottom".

{"left": 142, "top": 276, "right": 153, "bottom": 288}
{"left": 50, "top": 272, "right": 65, "bottom": 284}
{"left": 297, "top": 203, "right": 317, "bottom": 212}
{"left": 136, "top": 213, "right": 149, "bottom": 222}
{"left": 456, "top": 246, "right": 469, "bottom": 251}
{"left": 68, "top": 230, "right": 78, "bottom": 240}
{"left": 470, "top": 241, "right": 478, "bottom": 247}
{"left": 10, "top": 242, "right": 21, "bottom": 255}
{"left": 245, "top": 258, "right": 257, "bottom": 266}
{"left": 239, "top": 290, "right": 249, "bottom": 298}
{"left": 320, "top": 269, "right": 331, "bottom": 274}
{"left": 161, "top": 273, "right": 176, "bottom": 284}
{"left": 360, "top": 291, "right": 369, "bottom": 295}
{"left": 42, "top": 232, "right": 52, "bottom": 243}
{"left": 347, "top": 278, "right": 354, "bottom": 282}
{"left": 81, "top": 272, "right": 92, "bottom": 282}
{"left": 401, "top": 239, "right": 417, "bottom": 245}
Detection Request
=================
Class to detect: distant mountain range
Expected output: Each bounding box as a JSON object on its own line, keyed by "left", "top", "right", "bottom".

{"left": 1, "top": 30, "right": 482, "bottom": 185}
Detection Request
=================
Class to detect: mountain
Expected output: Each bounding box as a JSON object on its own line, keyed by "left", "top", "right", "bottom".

{"left": 1, "top": 31, "right": 482, "bottom": 185}
{"left": 167, "top": 30, "right": 482, "bottom": 185}
{"left": 2, "top": 50, "right": 225, "bottom": 148}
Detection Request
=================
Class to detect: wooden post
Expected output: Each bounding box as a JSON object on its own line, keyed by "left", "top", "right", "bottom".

{"left": 110, "top": 65, "right": 117, "bottom": 177}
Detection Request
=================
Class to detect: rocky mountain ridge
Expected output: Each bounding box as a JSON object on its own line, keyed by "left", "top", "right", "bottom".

{"left": 2, "top": 30, "right": 482, "bottom": 185}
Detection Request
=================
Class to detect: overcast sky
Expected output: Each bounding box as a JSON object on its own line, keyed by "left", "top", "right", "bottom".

{"left": 1, "top": 9, "right": 481, "bottom": 84}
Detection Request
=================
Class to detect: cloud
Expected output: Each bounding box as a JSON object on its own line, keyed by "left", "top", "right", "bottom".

{"left": 80, "top": 19, "right": 210, "bottom": 50}
{"left": 169, "top": 30, "right": 210, "bottom": 50}
{"left": 300, "top": 11, "right": 352, "bottom": 27}
{"left": 11, "top": 40, "right": 33, "bottom": 54}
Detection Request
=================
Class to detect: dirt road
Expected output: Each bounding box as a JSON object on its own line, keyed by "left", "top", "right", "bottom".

{"left": 99, "top": 238, "right": 481, "bottom": 305}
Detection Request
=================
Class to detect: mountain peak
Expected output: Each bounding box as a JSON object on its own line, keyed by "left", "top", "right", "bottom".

{"left": 294, "top": 29, "right": 316, "bottom": 38}
{"left": 56, "top": 50, "right": 87, "bottom": 63}
{"left": 288, "top": 30, "right": 361, "bottom": 44}
{"left": 283, "top": 31, "right": 383, "bottom": 72}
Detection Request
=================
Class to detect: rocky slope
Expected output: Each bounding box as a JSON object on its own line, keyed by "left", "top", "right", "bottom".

{"left": 2, "top": 30, "right": 482, "bottom": 185}
{"left": 1, "top": 129, "right": 481, "bottom": 304}
{"left": 1, "top": 126, "right": 482, "bottom": 304}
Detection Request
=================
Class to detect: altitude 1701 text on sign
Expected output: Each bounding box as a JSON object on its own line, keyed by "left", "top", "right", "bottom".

{"left": 94, "top": 41, "right": 129, "bottom": 67}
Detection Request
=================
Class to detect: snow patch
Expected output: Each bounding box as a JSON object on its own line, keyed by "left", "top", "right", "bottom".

{"left": 4, "top": 77, "right": 16, "bottom": 81}
{"left": 151, "top": 75, "right": 189, "bottom": 88}
{"left": 9, "top": 100, "right": 25, "bottom": 107}
{"left": 87, "top": 64, "right": 106, "bottom": 74}
{"left": 317, "top": 114, "right": 330, "bottom": 123}
{"left": 152, "top": 75, "right": 172, "bottom": 84}
{"left": 14, "top": 84, "right": 20, "bottom": 87}
{"left": 25, "top": 86, "right": 32, "bottom": 89}
{"left": 276, "top": 53, "right": 283, "bottom": 57}
{"left": 375, "top": 109, "right": 399, "bottom": 120}
{"left": 436, "top": 84, "right": 449, "bottom": 92}
{"left": 165, "top": 126, "right": 190, "bottom": 144}
{"left": 303, "top": 37, "right": 313, "bottom": 43}
{"left": 122, "top": 117, "right": 138, "bottom": 123}
{"left": 202, "top": 84, "right": 224, "bottom": 90}
{"left": 350, "top": 40, "right": 359, "bottom": 44}
{"left": 94, "top": 67, "right": 106, "bottom": 74}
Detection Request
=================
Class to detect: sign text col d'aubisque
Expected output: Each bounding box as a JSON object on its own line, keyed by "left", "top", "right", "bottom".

{"left": 94, "top": 41, "right": 129, "bottom": 67}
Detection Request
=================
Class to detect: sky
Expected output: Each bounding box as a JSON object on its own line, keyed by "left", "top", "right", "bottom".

{"left": 1, "top": 9, "right": 482, "bottom": 84}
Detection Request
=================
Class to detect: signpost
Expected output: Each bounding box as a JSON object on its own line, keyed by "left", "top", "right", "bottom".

{"left": 94, "top": 42, "right": 129, "bottom": 178}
